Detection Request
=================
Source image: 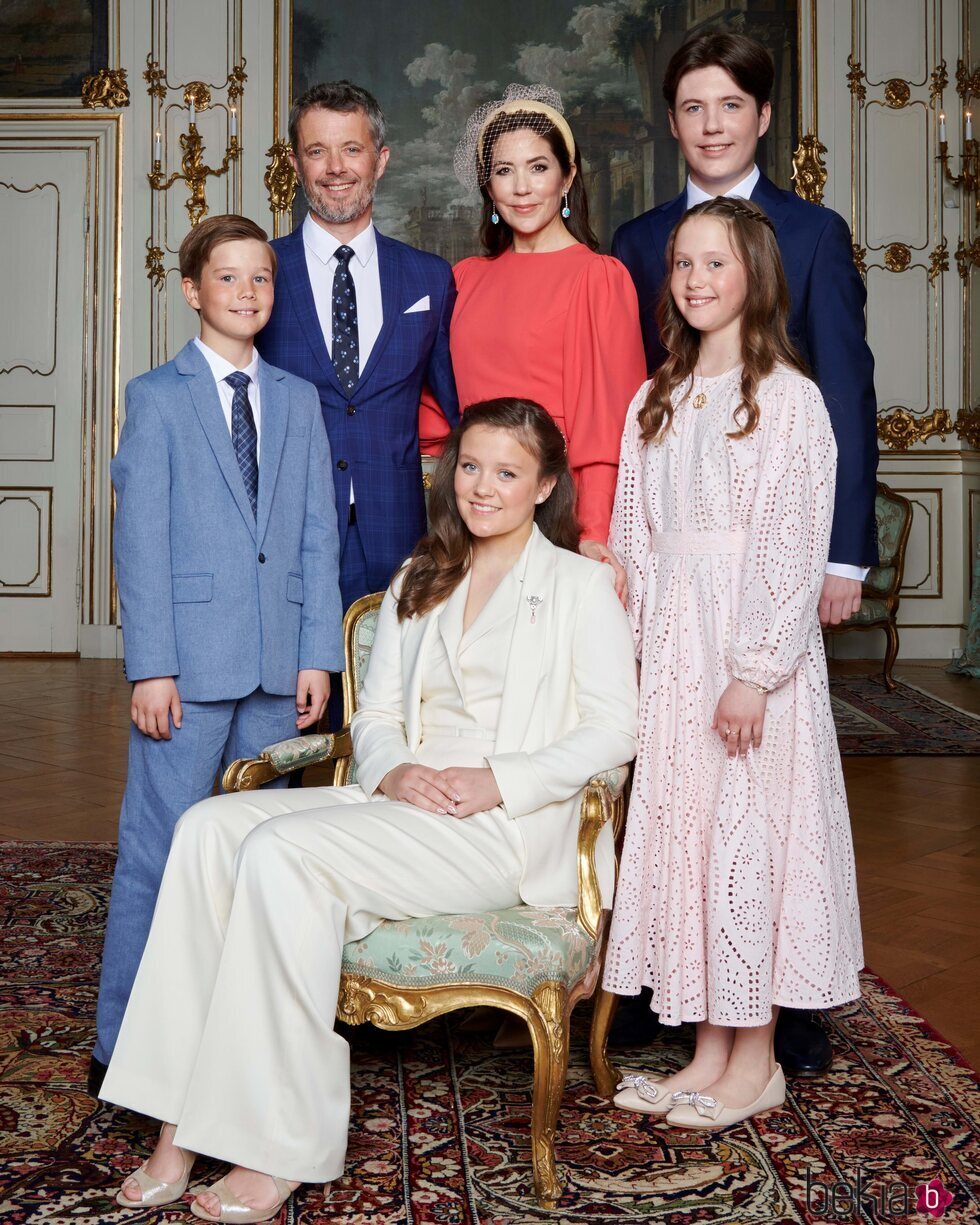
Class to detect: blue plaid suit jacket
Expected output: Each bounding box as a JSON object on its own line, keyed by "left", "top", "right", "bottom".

{"left": 257, "top": 226, "right": 459, "bottom": 601}
{"left": 612, "top": 173, "right": 879, "bottom": 569}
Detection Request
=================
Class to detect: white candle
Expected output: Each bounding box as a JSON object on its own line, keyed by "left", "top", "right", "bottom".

{"left": 230, "top": 105, "right": 237, "bottom": 138}
{"left": 153, "top": 129, "right": 162, "bottom": 162}
{"left": 966, "top": 109, "right": 973, "bottom": 141}
{"left": 188, "top": 99, "right": 196, "bottom": 126}
{"left": 939, "top": 111, "right": 947, "bottom": 143}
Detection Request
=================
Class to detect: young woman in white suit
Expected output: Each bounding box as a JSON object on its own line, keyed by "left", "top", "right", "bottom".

{"left": 101, "top": 397, "right": 639, "bottom": 1222}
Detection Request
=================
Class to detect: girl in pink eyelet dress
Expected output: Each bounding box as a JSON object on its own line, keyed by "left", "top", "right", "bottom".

{"left": 602, "top": 197, "right": 863, "bottom": 1131}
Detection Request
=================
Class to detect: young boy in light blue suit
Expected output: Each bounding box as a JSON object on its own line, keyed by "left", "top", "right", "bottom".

{"left": 91, "top": 215, "right": 344, "bottom": 1088}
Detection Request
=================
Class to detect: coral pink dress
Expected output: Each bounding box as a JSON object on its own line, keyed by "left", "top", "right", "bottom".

{"left": 603, "top": 366, "right": 863, "bottom": 1026}
{"left": 419, "top": 244, "right": 646, "bottom": 544}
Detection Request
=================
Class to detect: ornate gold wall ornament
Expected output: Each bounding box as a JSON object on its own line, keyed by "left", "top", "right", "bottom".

{"left": 883, "top": 79, "right": 911, "bottom": 108}
{"left": 884, "top": 242, "right": 912, "bottom": 272}
{"left": 264, "top": 139, "right": 297, "bottom": 214}
{"left": 956, "top": 58, "right": 980, "bottom": 100}
{"left": 791, "top": 132, "right": 827, "bottom": 205}
{"left": 955, "top": 236, "right": 980, "bottom": 279}
{"left": 847, "top": 55, "right": 867, "bottom": 102}
{"left": 183, "top": 82, "right": 212, "bottom": 113}
{"left": 149, "top": 124, "right": 241, "bottom": 227}
{"left": 877, "top": 407, "right": 952, "bottom": 450}
{"left": 143, "top": 55, "right": 166, "bottom": 100}
{"left": 954, "top": 408, "right": 980, "bottom": 449}
{"left": 81, "top": 68, "right": 130, "bottom": 109}
{"left": 852, "top": 243, "right": 867, "bottom": 277}
{"left": 144, "top": 238, "right": 165, "bottom": 287}
{"left": 931, "top": 60, "right": 949, "bottom": 101}
{"left": 228, "top": 62, "right": 248, "bottom": 104}
{"left": 928, "top": 239, "right": 949, "bottom": 283}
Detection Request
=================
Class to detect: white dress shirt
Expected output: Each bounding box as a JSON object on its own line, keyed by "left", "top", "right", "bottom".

{"left": 302, "top": 213, "right": 383, "bottom": 369}
{"left": 193, "top": 338, "right": 261, "bottom": 459}
{"left": 685, "top": 166, "right": 868, "bottom": 583}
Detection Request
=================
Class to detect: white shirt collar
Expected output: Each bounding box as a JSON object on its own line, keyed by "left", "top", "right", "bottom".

{"left": 193, "top": 336, "right": 259, "bottom": 385}
{"left": 685, "top": 164, "right": 761, "bottom": 209}
{"left": 302, "top": 213, "right": 377, "bottom": 268}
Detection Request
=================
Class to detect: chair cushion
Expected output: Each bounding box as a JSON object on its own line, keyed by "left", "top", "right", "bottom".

{"left": 341, "top": 905, "right": 595, "bottom": 995}
{"left": 848, "top": 598, "right": 891, "bottom": 625}
{"left": 345, "top": 607, "right": 380, "bottom": 788}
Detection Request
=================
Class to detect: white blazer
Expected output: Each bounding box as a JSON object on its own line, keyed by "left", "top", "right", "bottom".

{"left": 351, "top": 526, "right": 639, "bottom": 908}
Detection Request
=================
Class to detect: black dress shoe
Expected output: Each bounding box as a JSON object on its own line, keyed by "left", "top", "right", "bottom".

{"left": 607, "top": 987, "right": 663, "bottom": 1049}
{"left": 775, "top": 1008, "right": 832, "bottom": 1076}
{"left": 87, "top": 1054, "right": 108, "bottom": 1098}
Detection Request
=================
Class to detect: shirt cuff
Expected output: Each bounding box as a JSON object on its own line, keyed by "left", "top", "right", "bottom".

{"left": 825, "top": 563, "right": 870, "bottom": 582}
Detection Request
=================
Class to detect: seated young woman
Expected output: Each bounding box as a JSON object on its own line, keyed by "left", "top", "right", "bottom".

{"left": 100, "top": 397, "right": 639, "bottom": 1223}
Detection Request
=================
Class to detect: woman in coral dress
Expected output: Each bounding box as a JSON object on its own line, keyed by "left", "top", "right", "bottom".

{"left": 421, "top": 85, "right": 646, "bottom": 571}
{"left": 603, "top": 198, "right": 863, "bottom": 1130}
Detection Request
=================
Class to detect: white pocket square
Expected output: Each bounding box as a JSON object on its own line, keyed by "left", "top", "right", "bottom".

{"left": 404, "top": 296, "right": 430, "bottom": 314}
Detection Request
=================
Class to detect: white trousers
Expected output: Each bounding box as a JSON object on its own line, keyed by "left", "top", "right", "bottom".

{"left": 100, "top": 784, "right": 525, "bottom": 1181}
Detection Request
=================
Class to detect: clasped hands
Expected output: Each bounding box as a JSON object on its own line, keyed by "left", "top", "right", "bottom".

{"left": 379, "top": 762, "right": 502, "bottom": 819}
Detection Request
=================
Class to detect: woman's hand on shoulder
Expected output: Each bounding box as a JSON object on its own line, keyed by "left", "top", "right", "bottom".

{"left": 438, "top": 766, "right": 503, "bottom": 819}
{"left": 578, "top": 539, "right": 628, "bottom": 605}
{"left": 379, "top": 763, "right": 458, "bottom": 814}
{"left": 711, "top": 680, "right": 767, "bottom": 757}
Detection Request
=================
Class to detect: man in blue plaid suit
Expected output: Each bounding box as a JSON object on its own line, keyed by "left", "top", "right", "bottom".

{"left": 257, "top": 81, "right": 459, "bottom": 614}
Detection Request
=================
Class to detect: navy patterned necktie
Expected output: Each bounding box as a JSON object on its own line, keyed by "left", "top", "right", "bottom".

{"left": 332, "top": 244, "right": 359, "bottom": 395}
{"left": 225, "top": 371, "right": 258, "bottom": 517}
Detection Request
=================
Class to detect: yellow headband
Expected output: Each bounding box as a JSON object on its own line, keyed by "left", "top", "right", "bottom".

{"left": 478, "top": 99, "right": 577, "bottom": 166}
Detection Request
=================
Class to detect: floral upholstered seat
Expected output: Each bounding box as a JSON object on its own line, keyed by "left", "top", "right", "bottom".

{"left": 222, "top": 593, "right": 631, "bottom": 1209}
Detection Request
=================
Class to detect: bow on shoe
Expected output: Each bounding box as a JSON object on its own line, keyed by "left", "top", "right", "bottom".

{"left": 616, "top": 1073, "right": 663, "bottom": 1104}
{"left": 673, "top": 1090, "right": 721, "bottom": 1118}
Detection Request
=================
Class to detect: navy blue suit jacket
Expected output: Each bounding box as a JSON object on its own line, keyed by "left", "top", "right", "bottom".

{"left": 256, "top": 227, "right": 459, "bottom": 600}
{"left": 612, "top": 173, "right": 879, "bottom": 568}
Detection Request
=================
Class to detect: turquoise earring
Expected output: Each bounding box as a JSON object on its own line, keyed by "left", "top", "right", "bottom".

{"left": 490, "top": 205, "right": 500, "bottom": 224}
{"left": 561, "top": 191, "right": 571, "bottom": 219}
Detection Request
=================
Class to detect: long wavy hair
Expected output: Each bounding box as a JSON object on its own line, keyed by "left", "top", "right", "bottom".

{"left": 477, "top": 112, "right": 598, "bottom": 257}
{"left": 397, "top": 399, "right": 580, "bottom": 621}
{"left": 638, "top": 197, "right": 806, "bottom": 445}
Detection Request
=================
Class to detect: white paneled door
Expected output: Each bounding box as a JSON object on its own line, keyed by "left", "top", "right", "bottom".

{"left": 0, "top": 148, "right": 89, "bottom": 652}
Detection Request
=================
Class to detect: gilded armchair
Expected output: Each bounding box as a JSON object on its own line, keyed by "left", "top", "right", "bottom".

{"left": 824, "top": 481, "right": 913, "bottom": 691}
{"left": 222, "top": 592, "right": 629, "bottom": 1208}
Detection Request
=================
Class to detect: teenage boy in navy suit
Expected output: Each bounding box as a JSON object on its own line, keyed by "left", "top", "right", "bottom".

{"left": 610, "top": 32, "right": 879, "bottom": 1073}
{"left": 90, "top": 215, "right": 343, "bottom": 1093}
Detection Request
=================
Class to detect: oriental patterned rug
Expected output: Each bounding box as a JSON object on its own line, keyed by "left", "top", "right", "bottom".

{"left": 1, "top": 841, "right": 978, "bottom": 1223}
{"left": 830, "top": 674, "right": 980, "bottom": 755}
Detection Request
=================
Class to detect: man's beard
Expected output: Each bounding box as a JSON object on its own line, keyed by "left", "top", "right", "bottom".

{"left": 300, "top": 172, "right": 378, "bottom": 226}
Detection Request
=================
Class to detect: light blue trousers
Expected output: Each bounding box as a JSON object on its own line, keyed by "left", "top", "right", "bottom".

{"left": 94, "top": 687, "right": 296, "bottom": 1063}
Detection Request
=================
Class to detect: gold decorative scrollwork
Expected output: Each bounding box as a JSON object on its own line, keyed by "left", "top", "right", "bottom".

{"left": 852, "top": 243, "right": 868, "bottom": 277}
{"left": 81, "top": 67, "right": 130, "bottom": 109}
{"left": 928, "top": 239, "right": 949, "bottom": 283}
{"left": 954, "top": 408, "right": 980, "bottom": 449}
{"left": 145, "top": 238, "right": 165, "bottom": 287}
{"left": 955, "top": 236, "right": 980, "bottom": 279}
{"left": 847, "top": 55, "right": 867, "bottom": 102}
{"left": 883, "top": 79, "right": 911, "bottom": 108}
{"left": 264, "top": 139, "right": 297, "bottom": 214}
{"left": 228, "top": 62, "right": 248, "bottom": 104}
{"left": 336, "top": 975, "right": 428, "bottom": 1027}
{"left": 931, "top": 60, "right": 949, "bottom": 101}
{"left": 956, "top": 59, "right": 980, "bottom": 100}
{"left": 143, "top": 55, "right": 167, "bottom": 100}
{"left": 877, "top": 407, "right": 952, "bottom": 450}
{"left": 183, "top": 82, "right": 212, "bottom": 113}
{"left": 791, "top": 132, "right": 827, "bottom": 205}
{"left": 884, "top": 242, "right": 912, "bottom": 273}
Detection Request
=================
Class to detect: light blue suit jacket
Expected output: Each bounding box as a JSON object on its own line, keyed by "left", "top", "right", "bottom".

{"left": 112, "top": 339, "right": 344, "bottom": 702}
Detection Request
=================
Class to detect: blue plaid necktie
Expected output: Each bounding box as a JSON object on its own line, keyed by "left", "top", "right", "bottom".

{"left": 225, "top": 371, "right": 258, "bottom": 517}
{"left": 332, "top": 244, "right": 359, "bottom": 395}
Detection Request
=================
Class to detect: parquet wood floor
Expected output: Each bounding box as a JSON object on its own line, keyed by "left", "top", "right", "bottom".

{"left": 0, "top": 657, "right": 977, "bottom": 1066}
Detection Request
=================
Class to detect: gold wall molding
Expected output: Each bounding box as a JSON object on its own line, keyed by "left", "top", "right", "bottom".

{"left": 145, "top": 238, "right": 165, "bottom": 287}
{"left": 877, "top": 407, "right": 953, "bottom": 451}
{"left": 791, "top": 132, "right": 827, "bottom": 204}
{"left": 264, "top": 138, "right": 296, "bottom": 215}
{"left": 883, "top": 242, "right": 912, "bottom": 272}
{"left": 928, "top": 239, "right": 949, "bottom": 282}
{"left": 955, "top": 235, "right": 980, "bottom": 279}
{"left": 931, "top": 60, "right": 948, "bottom": 101}
{"left": 81, "top": 68, "right": 130, "bottom": 110}
{"left": 847, "top": 54, "right": 867, "bottom": 101}
{"left": 883, "top": 78, "right": 911, "bottom": 108}
{"left": 955, "top": 408, "right": 980, "bottom": 449}
{"left": 852, "top": 242, "right": 867, "bottom": 276}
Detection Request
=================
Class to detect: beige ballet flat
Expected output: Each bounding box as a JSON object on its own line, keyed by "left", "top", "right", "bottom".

{"left": 613, "top": 1072, "right": 689, "bottom": 1115}
{"left": 115, "top": 1147, "right": 195, "bottom": 1207}
{"left": 189, "top": 1175, "right": 295, "bottom": 1223}
{"left": 665, "top": 1065, "right": 786, "bottom": 1130}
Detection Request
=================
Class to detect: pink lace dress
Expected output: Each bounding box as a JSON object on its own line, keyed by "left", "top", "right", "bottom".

{"left": 603, "top": 365, "right": 863, "bottom": 1027}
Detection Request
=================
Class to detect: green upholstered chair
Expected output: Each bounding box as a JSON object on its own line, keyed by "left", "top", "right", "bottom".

{"left": 222, "top": 592, "right": 630, "bottom": 1209}
{"left": 825, "top": 481, "right": 913, "bottom": 691}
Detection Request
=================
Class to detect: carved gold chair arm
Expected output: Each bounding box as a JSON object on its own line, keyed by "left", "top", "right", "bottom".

{"left": 222, "top": 729, "right": 353, "bottom": 792}
{"left": 575, "top": 765, "right": 630, "bottom": 940}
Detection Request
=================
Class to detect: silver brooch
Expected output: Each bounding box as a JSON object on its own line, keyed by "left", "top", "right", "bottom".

{"left": 526, "top": 594, "right": 544, "bottom": 624}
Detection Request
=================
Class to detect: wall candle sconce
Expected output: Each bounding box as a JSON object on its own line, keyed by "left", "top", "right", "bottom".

{"left": 146, "top": 60, "right": 247, "bottom": 228}
{"left": 938, "top": 106, "right": 980, "bottom": 223}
